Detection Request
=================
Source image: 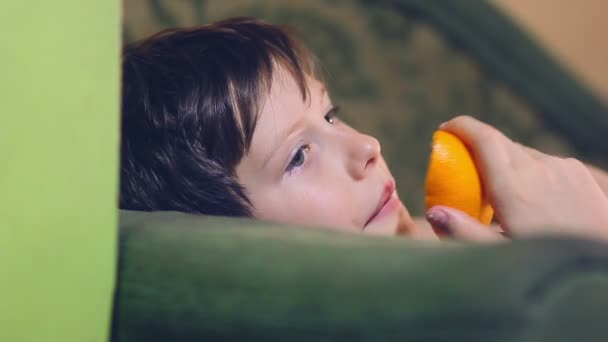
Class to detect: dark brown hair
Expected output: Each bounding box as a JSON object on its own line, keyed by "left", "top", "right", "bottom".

{"left": 120, "top": 17, "right": 317, "bottom": 216}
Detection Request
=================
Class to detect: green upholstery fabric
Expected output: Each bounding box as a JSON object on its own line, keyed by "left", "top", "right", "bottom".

{"left": 114, "top": 211, "right": 608, "bottom": 341}
{"left": 123, "top": 0, "right": 608, "bottom": 215}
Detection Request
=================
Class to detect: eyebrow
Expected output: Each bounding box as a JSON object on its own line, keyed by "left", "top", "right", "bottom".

{"left": 261, "top": 105, "right": 339, "bottom": 170}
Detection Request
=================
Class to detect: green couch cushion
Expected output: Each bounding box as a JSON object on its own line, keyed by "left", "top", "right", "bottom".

{"left": 114, "top": 211, "right": 608, "bottom": 341}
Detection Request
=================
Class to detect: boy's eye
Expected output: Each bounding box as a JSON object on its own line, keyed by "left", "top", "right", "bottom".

{"left": 324, "top": 106, "right": 340, "bottom": 124}
{"left": 286, "top": 145, "right": 310, "bottom": 174}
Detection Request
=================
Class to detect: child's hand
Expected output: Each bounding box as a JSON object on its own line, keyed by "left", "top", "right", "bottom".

{"left": 426, "top": 116, "right": 608, "bottom": 242}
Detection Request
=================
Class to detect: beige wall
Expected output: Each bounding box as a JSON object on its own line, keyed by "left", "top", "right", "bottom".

{"left": 493, "top": 0, "right": 608, "bottom": 102}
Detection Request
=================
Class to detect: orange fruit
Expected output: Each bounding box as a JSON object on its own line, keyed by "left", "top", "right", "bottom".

{"left": 425, "top": 130, "right": 493, "bottom": 224}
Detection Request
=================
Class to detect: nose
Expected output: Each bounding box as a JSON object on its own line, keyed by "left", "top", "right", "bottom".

{"left": 347, "top": 132, "right": 381, "bottom": 180}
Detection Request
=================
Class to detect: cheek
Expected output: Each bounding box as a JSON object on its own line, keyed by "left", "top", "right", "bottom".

{"left": 298, "top": 186, "right": 353, "bottom": 227}
{"left": 255, "top": 180, "right": 357, "bottom": 230}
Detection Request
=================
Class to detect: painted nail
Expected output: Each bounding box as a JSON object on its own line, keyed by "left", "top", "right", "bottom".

{"left": 426, "top": 207, "right": 451, "bottom": 236}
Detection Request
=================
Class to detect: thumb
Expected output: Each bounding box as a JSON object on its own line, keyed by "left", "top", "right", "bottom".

{"left": 426, "top": 206, "right": 506, "bottom": 243}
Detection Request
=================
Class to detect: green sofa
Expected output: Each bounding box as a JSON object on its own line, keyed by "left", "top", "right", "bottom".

{"left": 111, "top": 1, "right": 608, "bottom": 340}
{"left": 113, "top": 211, "right": 608, "bottom": 341}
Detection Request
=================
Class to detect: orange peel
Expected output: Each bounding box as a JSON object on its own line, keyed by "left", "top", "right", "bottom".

{"left": 425, "top": 130, "right": 493, "bottom": 224}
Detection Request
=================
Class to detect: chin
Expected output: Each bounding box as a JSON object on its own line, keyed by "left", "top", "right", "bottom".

{"left": 364, "top": 202, "right": 413, "bottom": 236}
{"left": 395, "top": 204, "right": 416, "bottom": 235}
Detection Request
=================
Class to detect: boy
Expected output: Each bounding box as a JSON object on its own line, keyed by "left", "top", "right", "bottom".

{"left": 121, "top": 18, "right": 608, "bottom": 241}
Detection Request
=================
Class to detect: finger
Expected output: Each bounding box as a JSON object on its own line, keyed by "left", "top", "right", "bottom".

{"left": 439, "top": 116, "right": 529, "bottom": 176}
{"left": 489, "top": 223, "right": 506, "bottom": 235}
{"left": 426, "top": 206, "right": 507, "bottom": 243}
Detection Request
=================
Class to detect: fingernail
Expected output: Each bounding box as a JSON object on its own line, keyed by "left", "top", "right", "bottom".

{"left": 426, "top": 207, "right": 451, "bottom": 236}
{"left": 439, "top": 121, "right": 448, "bottom": 129}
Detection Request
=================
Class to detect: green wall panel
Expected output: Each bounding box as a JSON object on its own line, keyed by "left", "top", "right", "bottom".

{"left": 0, "top": 2, "right": 119, "bottom": 341}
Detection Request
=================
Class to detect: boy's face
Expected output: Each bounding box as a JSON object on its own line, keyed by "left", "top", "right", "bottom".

{"left": 236, "top": 66, "right": 417, "bottom": 236}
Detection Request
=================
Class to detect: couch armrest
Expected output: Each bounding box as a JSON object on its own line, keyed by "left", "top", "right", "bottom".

{"left": 113, "top": 210, "right": 608, "bottom": 341}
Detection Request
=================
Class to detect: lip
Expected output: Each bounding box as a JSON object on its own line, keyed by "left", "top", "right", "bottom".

{"left": 364, "top": 179, "right": 399, "bottom": 228}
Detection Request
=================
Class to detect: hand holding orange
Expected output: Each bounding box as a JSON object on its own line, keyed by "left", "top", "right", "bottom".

{"left": 425, "top": 116, "right": 608, "bottom": 242}
{"left": 425, "top": 130, "right": 493, "bottom": 225}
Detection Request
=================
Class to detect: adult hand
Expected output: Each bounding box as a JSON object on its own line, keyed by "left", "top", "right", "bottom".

{"left": 425, "top": 116, "right": 608, "bottom": 242}
{"left": 587, "top": 164, "right": 608, "bottom": 197}
{"left": 423, "top": 209, "right": 506, "bottom": 243}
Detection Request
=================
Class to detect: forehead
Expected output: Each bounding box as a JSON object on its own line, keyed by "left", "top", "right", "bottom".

{"left": 257, "top": 67, "right": 325, "bottom": 134}
{"left": 264, "top": 65, "right": 324, "bottom": 111}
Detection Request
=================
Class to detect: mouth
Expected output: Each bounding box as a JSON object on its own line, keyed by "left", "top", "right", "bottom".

{"left": 364, "top": 179, "right": 399, "bottom": 228}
